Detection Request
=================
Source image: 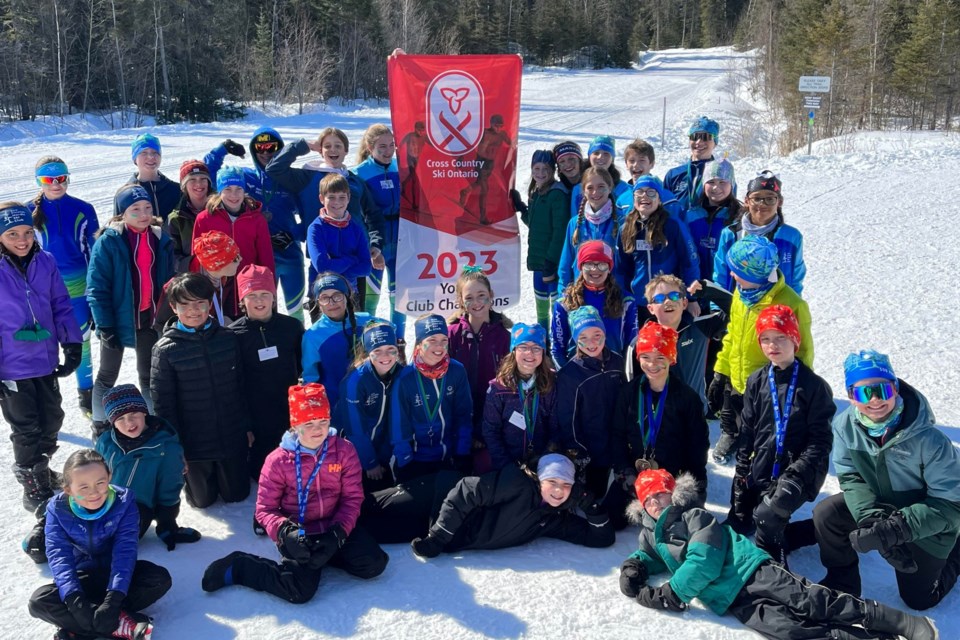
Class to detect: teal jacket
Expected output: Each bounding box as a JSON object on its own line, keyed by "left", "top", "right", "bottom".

{"left": 626, "top": 474, "right": 769, "bottom": 615}
{"left": 833, "top": 381, "right": 960, "bottom": 559}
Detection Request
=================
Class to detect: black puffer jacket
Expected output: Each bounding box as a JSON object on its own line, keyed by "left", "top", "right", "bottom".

{"left": 430, "top": 464, "right": 614, "bottom": 551}
{"left": 150, "top": 319, "right": 250, "bottom": 460}
{"left": 554, "top": 349, "right": 625, "bottom": 467}
{"left": 734, "top": 360, "right": 834, "bottom": 514}
{"left": 612, "top": 370, "right": 709, "bottom": 485}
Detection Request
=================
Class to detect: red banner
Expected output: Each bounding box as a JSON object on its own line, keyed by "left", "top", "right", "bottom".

{"left": 388, "top": 53, "right": 521, "bottom": 315}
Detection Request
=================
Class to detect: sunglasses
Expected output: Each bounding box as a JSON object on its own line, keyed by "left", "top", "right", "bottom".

{"left": 849, "top": 382, "right": 897, "bottom": 404}
{"left": 634, "top": 188, "right": 660, "bottom": 200}
{"left": 254, "top": 142, "right": 280, "bottom": 153}
{"left": 651, "top": 291, "right": 682, "bottom": 304}
{"left": 689, "top": 132, "right": 713, "bottom": 142}
{"left": 749, "top": 195, "right": 779, "bottom": 206}
{"left": 37, "top": 175, "right": 69, "bottom": 186}
{"left": 581, "top": 262, "right": 610, "bottom": 273}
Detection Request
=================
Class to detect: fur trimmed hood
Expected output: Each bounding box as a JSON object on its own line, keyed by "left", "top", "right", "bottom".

{"left": 625, "top": 472, "right": 700, "bottom": 525}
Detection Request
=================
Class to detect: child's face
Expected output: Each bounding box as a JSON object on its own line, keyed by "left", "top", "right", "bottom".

{"left": 759, "top": 329, "right": 796, "bottom": 369}
{"left": 369, "top": 345, "right": 399, "bottom": 376}
{"left": 371, "top": 134, "right": 396, "bottom": 164}
{"left": 576, "top": 327, "right": 605, "bottom": 358}
{"left": 173, "top": 297, "right": 211, "bottom": 328}
{"left": 557, "top": 155, "right": 581, "bottom": 181}
{"left": 849, "top": 377, "right": 899, "bottom": 423}
{"left": 297, "top": 418, "right": 331, "bottom": 448}
{"left": 589, "top": 150, "right": 613, "bottom": 170}
{"left": 583, "top": 175, "right": 611, "bottom": 208}
{"left": 0, "top": 225, "right": 35, "bottom": 257}
{"left": 40, "top": 177, "right": 68, "bottom": 200}
{"left": 66, "top": 463, "right": 111, "bottom": 511}
{"left": 321, "top": 135, "right": 346, "bottom": 168}
{"left": 646, "top": 284, "right": 686, "bottom": 327}
{"left": 122, "top": 200, "right": 154, "bottom": 232}
{"left": 220, "top": 185, "right": 245, "bottom": 211}
{"left": 419, "top": 334, "right": 449, "bottom": 366}
{"left": 633, "top": 187, "right": 660, "bottom": 219}
{"left": 580, "top": 260, "right": 610, "bottom": 289}
{"left": 638, "top": 351, "right": 670, "bottom": 385}
{"left": 461, "top": 280, "right": 492, "bottom": 318}
{"left": 134, "top": 148, "right": 161, "bottom": 174}
{"left": 515, "top": 342, "right": 543, "bottom": 377}
{"left": 321, "top": 190, "right": 350, "bottom": 219}
{"left": 184, "top": 176, "right": 209, "bottom": 203}
{"left": 539, "top": 477, "right": 573, "bottom": 507}
{"left": 643, "top": 491, "right": 672, "bottom": 519}
{"left": 746, "top": 189, "right": 781, "bottom": 226}
{"left": 317, "top": 289, "right": 346, "bottom": 321}
{"left": 114, "top": 411, "right": 147, "bottom": 438}
{"left": 243, "top": 290, "right": 274, "bottom": 322}
{"left": 704, "top": 179, "right": 732, "bottom": 205}
{"left": 625, "top": 152, "right": 653, "bottom": 179}
{"left": 531, "top": 162, "right": 552, "bottom": 186}
{"left": 688, "top": 134, "right": 715, "bottom": 161}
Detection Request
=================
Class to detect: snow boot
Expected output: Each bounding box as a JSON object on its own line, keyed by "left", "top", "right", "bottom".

{"left": 78, "top": 389, "right": 93, "bottom": 420}
{"left": 53, "top": 630, "right": 96, "bottom": 640}
{"left": 112, "top": 611, "right": 153, "bottom": 640}
{"left": 22, "top": 512, "right": 47, "bottom": 564}
{"left": 202, "top": 551, "right": 245, "bottom": 592}
{"left": 863, "top": 599, "right": 939, "bottom": 640}
{"left": 13, "top": 458, "right": 54, "bottom": 512}
{"left": 712, "top": 432, "right": 737, "bottom": 464}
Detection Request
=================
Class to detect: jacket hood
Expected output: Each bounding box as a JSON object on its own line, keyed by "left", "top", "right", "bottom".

{"left": 280, "top": 428, "right": 338, "bottom": 452}
{"left": 249, "top": 126, "right": 285, "bottom": 170}
{"left": 625, "top": 472, "right": 700, "bottom": 525}
{"left": 302, "top": 160, "right": 346, "bottom": 175}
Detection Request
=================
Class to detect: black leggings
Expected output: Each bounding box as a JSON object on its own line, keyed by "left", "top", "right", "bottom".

{"left": 92, "top": 322, "right": 157, "bottom": 423}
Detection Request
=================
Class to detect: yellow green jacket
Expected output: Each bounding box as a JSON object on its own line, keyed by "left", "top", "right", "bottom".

{"left": 714, "top": 273, "right": 813, "bottom": 393}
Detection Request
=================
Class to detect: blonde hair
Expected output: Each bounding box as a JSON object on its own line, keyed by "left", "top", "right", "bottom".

{"left": 643, "top": 273, "right": 685, "bottom": 303}
{"left": 357, "top": 124, "right": 393, "bottom": 163}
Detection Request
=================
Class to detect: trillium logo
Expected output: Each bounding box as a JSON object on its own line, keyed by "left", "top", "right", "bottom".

{"left": 426, "top": 71, "right": 484, "bottom": 156}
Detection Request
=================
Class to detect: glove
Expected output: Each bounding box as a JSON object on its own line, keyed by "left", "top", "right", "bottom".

{"left": 55, "top": 343, "right": 82, "bottom": 378}
{"left": 766, "top": 476, "right": 806, "bottom": 520}
{"left": 270, "top": 230, "right": 295, "bottom": 251}
{"left": 156, "top": 525, "right": 201, "bottom": 551}
{"left": 98, "top": 328, "right": 122, "bottom": 350}
{"left": 707, "top": 373, "right": 729, "bottom": 416}
{"left": 636, "top": 582, "right": 687, "bottom": 612}
{"left": 411, "top": 533, "right": 445, "bottom": 559}
{"left": 509, "top": 188, "right": 528, "bottom": 215}
{"left": 276, "top": 520, "right": 311, "bottom": 563}
{"left": 575, "top": 488, "right": 604, "bottom": 517}
{"left": 880, "top": 543, "right": 919, "bottom": 574}
{"left": 306, "top": 525, "right": 347, "bottom": 569}
{"left": 849, "top": 512, "right": 912, "bottom": 554}
{"left": 619, "top": 558, "right": 649, "bottom": 598}
{"left": 223, "top": 139, "right": 246, "bottom": 157}
{"left": 65, "top": 592, "right": 97, "bottom": 631}
{"left": 91, "top": 590, "right": 124, "bottom": 635}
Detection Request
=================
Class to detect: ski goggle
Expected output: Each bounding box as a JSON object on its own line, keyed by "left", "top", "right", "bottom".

{"left": 689, "top": 132, "right": 713, "bottom": 142}
{"left": 14, "top": 322, "right": 52, "bottom": 342}
{"left": 651, "top": 291, "right": 683, "bottom": 304}
{"left": 848, "top": 382, "right": 897, "bottom": 404}
{"left": 36, "top": 175, "right": 69, "bottom": 186}
{"left": 254, "top": 142, "right": 279, "bottom": 153}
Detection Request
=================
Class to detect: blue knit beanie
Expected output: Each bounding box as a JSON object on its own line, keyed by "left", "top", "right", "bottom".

{"left": 843, "top": 350, "right": 898, "bottom": 390}
{"left": 103, "top": 384, "right": 149, "bottom": 424}
{"left": 414, "top": 314, "right": 447, "bottom": 344}
{"left": 569, "top": 305, "right": 605, "bottom": 342}
{"left": 115, "top": 185, "right": 152, "bottom": 215}
{"left": 688, "top": 116, "right": 720, "bottom": 144}
{"left": 726, "top": 236, "right": 779, "bottom": 285}
{"left": 632, "top": 174, "right": 672, "bottom": 203}
{"left": 588, "top": 135, "right": 615, "bottom": 157}
{"left": 314, "top": 273, "right": 350, "bottom": 297}
{"left": 537, "top": 454, "right": 575, "bottom": 484}
{"left": 531, "top": 149, "right": 555, "bottom": 169}
{"left": 510, "top": 323, "right": 547, "bottom": 351}
{"left": 131, "top": 133, "right": 161, "bottom": 162}
{"left": 0, "top": 203, "right": 32, "bottom": 234}
{"left": 216, "top": 166, "right": 246, "bottom": 193}
{"left": 362, "top": 320, "right": 398, "bottom": 353}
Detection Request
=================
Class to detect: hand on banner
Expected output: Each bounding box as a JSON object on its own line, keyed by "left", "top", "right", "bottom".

{"left": 391, "top": 48, "right": 406, "bottom": 57}
{"left": 371, "top": 248, "right": 386, "bottom": 270}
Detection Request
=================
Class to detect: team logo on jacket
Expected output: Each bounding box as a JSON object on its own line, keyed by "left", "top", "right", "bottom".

{"left": 327, "top": 463, "right": 342, "bottom": 473}
{"left": 414, "top": 394, "right": 423, "bottom": 407}
{"left": 365, "top": 393, "right": 380, "bottom": 406}
{"left": 427, "top": 71, "right": 483, "bottom": 156}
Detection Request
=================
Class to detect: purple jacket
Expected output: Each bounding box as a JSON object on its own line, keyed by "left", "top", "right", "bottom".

{"left": 0, "top": 246, "right": 82, "bottom": 380}
{"left": 481, "top": 379, "right": 559, "bottom": 470}
{"left": 448, "top": 313, "right": 511, "bottom": 438}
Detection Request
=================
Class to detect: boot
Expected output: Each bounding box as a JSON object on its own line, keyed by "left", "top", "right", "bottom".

{"left": 77, "top": 389, "right": 93, "bottom": 419}
{"left": 13, "top": 459, "right": 54, "bottom": 512}
{"left": 712, "top": 432, "right": 737, "bottom": 464}
{"left": 112, "top": 611, "right": 153, "bottom": 640}
{"left": 863, "top": 599, "right": 939, "bottom": 640}
{"left": 819, "top": 564, "right": 862, "bottom": 598}
{"left": 22, "top": 515, "right": 47, "bottom": 563}
{"left": 202, "top": 551, "right": 245, "bottom": 592}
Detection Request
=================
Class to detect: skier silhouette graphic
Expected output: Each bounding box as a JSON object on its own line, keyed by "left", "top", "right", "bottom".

{"left": 458, "top": 114, "right": 511, "bottom": 225}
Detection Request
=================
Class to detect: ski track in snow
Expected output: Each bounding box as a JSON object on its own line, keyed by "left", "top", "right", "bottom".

{"left": 0, "top": 46, "right": 958, "bottom": 639}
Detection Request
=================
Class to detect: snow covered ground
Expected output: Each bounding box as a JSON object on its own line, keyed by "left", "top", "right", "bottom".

{"left": 1, "top": 46, "right": 959, "bottom": 638}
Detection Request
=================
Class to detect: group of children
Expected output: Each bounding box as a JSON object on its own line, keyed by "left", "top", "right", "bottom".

{"left": 1, "top": 116, "right": 954, "bottom": 640}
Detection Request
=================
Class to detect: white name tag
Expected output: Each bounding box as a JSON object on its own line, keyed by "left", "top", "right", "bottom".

{"left": 258, "top": 346, "right": 279, "bottom": 361}
{"left": 635, "top": 239, "right": 653, "bottom": 252}
{"left": 509, "top": 411, "right": 526, "bottom": 430}
{"left": 381, "top": 179, "right": 395, "bottom": 190}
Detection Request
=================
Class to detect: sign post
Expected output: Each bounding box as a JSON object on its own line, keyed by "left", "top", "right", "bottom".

{"left": 798, "top": 76, "right": 831, "bottom": 156}
{"left": 807, "top": 111, "right": 815, "bottom": 155}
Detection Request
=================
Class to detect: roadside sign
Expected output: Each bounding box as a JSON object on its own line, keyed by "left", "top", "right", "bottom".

{"left": 798, "top": 76, "right": 831, "bottom": 93}
{"left": 803, "top": 96, "right": 822, "bottom": 109}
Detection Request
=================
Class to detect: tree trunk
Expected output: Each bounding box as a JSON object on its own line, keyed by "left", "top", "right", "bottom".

{"left": 109, "top": 0, "right": 127, "bottom": 126}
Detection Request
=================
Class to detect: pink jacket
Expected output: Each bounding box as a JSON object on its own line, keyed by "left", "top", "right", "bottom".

{"left": 192, "top": 198, "right": 276, "bottom": 275}
{"left": 255, "top": 431, "right": 363, "bottom": 541}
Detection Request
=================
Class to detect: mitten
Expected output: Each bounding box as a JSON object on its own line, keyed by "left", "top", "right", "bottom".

{"left": 98, "top": 328, "right": 122, "bottom": 350}
{"left": 619, "top": 558, "right": 648, "bottom": 598}
{"left": 154, "top": 503, "right": 201, "bottom": 551}
{"left": 276, "top": 520, "right": 311, "bottom": 563}
{"left": 65, "top": 592, "right": 96, "bottom": 631}
{"left": 636, "top": 582, "right": 687, "bottom": 612}
{"left": 223, "top": 139, "right": 246, "bottom": 157}
{"left": 91, "top": 590, "right": 124, "bottom": 635}
{"left": 411, "top": 533, "right": 445, "bottom": 559}
{"left": 707, "top": 373, "right": 729, "bottom": 415}
{"left": 307, "top": 525, "right": 346, "bottom": 569}
{"left": 509, "top": 188, "right": 528, "bottom": 215}
{"left": 849, "top": 512, "right": 912, "bottom": 554}
{"left": 55, "top": 343, "right": 82, "bottom": 377}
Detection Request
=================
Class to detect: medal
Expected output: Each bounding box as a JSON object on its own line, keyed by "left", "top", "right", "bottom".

{"left": 635, "top": 458, "right": 658, "bottom": 472}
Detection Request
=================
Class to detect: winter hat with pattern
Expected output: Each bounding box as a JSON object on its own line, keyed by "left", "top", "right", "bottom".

{"left": 115, "top": 185, "right": 152, "bottom": 215}
{"left": 704, "top": 158, "right": 735, "bottom": 184}
{"left": 634, "top": 468, "right": 675, "bottom": 504}
{"left": 237, "top": 264, "right": 276, "bottom": 300}
{"left": 569, "top": 305, "right": 605, "bottom": 343}
{"left": 193, "top": 230, "right": 239, "bottom": 272}
{"left": 0, "top": 203, "right": 32, "bottom": 233}
{"left": 131, "top": 133, "right": 161, "bottom": 162}
{"left": 588, "top": 135, "right": 615, "bottom": 157}
{"left": 755, "top": 304, "right": 801, "bottom": 350}
{"left": 103, "top": 384, "right": 149, "bottom": 424}
{"left": 746, "top": 170, "right": 782, "bottom": 196}
{"left": 414, "top": 314, "right": 447, "bottom": 344}
{"left": 552, "top": 140, "right": 583, "bottom": 161}
{"left": 531, "top": 149, "right": 555, "bottom": 169}
{"left": 726, "top": 235, "right": 779, "bottom": 285}
{"left": 288, "top": 383, "right": 331, "bottom": 426}
{"left": 179, "top": 160, "right": 210, "bottom": 186}
{"left": 510, "top": 323, "right": 547, "bottom": 351}
{"left": 537, "top": 454, "right": 576, "bottom": 485}
{"left": 576, "top": 240, "right": 614, "bottom": 270}
{"left": 688, "top": 116, "right": 720, "bottom": 143}
{"left": 635, "top": 321, "right": 679, "bottom": 365}
{"left": 216, "top": 166, "right": 246, "bottom": 193}
{"left": 632, "top": 174, "right": 672, "bottom": 203}
{"left": 843, "top": 350, "right": 898, "bottom": 391}
{"left": 362, "top": 320, "right": 398, "bottom": 353}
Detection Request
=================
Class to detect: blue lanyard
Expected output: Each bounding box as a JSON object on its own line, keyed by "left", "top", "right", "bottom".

{"left": 294, "top": 439, "right": 329, "bottom": 537}
{"left": 639, "top": 378, "right": 669, "bottom": 454}
{"left": 768, "top": 361, "right": 799, "bottom": 479}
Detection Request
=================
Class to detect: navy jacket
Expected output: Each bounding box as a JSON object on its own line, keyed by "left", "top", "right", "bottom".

{"left": 337, "top": 361, "right": 402, "bottom": 471}
{"left": 555, "top": 349, "right": 625, "bottom": 467}
{"left": 482, "top": 379, "right": 559, "bottom": 470}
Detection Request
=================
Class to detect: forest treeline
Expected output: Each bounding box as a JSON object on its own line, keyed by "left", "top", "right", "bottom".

{"left": 1, "top": 0, "right": 957, "bottom": 145}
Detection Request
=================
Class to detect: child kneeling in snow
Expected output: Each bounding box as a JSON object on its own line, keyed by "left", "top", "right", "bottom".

{"left": 620, "top": 469, "right": 938, "bottom": 640}
{"left": 409, "top": 453, "right": 614, "bottom": 558}
{"left": 202, "top": 383, "right": 388, "bottom": 604}
{"left": 27, "top": 449, "right": 171, "bottom": 640}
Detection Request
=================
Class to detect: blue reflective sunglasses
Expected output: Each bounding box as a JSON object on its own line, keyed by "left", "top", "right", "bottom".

{"left": 848, "top": 382, "right": 896, "bottom": 404}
